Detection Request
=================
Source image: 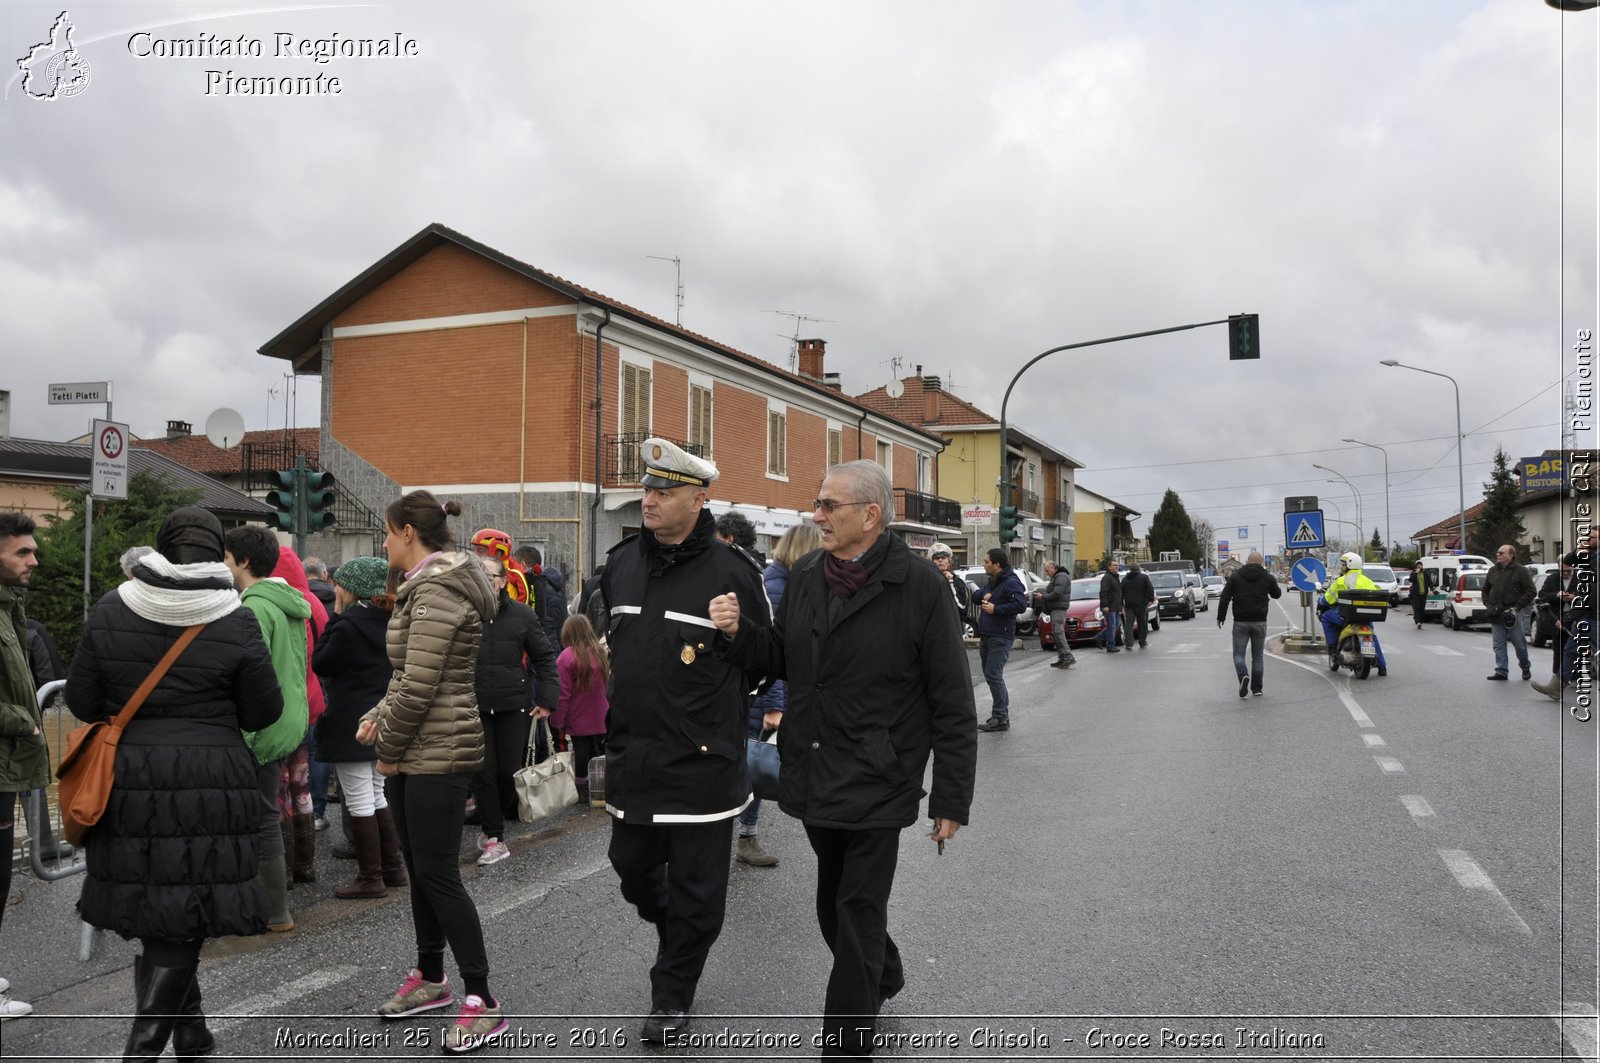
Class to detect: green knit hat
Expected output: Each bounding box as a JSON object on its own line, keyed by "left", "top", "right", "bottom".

{"left": 333, "top": 555, "right": 389, "bottom": 599}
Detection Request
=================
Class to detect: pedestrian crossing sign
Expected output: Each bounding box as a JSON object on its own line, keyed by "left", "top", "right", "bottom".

{"left": 1285, "top": 510, "right": 1325, "bottom": 549}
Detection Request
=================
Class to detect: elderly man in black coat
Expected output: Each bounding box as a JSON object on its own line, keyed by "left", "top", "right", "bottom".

{"left": 712, "top": 460, "right": 976, "bottom": 1060}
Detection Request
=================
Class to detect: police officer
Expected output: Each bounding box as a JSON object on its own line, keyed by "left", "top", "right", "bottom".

{"left": 600, "top": 438, "right": 771, "bottom": 1044}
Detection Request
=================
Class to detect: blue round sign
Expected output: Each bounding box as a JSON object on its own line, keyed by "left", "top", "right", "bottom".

{"left": 1291, "top": 556, "right": 1327, "bottom": 592}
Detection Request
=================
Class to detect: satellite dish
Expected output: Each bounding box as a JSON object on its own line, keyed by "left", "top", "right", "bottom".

{"left": 885, "top": 379, "right": 905, "bottom": 399}
{"left": 204, "top": 407, "right": 246, "bottom": 449}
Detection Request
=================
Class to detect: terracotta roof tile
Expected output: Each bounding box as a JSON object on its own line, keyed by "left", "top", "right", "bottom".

{"left": 137, "top": 428, "right": 320, "bottom": 476}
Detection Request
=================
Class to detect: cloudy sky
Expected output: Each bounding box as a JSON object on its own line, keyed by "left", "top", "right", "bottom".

{"left": 3, "top": 1, "right": 1595, "bottom": 552}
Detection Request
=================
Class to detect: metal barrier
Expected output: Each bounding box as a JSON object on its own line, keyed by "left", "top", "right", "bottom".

{"left": 26, "top": 679, "right": 100, "bottom": 961}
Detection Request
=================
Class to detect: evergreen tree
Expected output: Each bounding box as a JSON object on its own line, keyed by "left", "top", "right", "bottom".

{"left": 1367, "top": 527, "right": 1384, "bottom": 561}
{"left": 1467, "top": 447, "right": 1528, "bottom": 561}
{"left": 1147, "top": 489, "right": 1202, "bottom": 562}
{"left": 28, "top": 472, "right": 204, "bottom": 666}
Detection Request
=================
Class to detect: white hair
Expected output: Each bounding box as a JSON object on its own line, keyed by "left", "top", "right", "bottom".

{"left": 828, "top": 460, "right": 895, "bottom": 523}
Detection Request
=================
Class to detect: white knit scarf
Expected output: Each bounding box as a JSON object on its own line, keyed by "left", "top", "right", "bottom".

{"left": 117, "top": 551, "right": 241, "bottom": 626}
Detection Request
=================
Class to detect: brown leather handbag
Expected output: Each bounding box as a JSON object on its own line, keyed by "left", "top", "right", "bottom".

{"left": 56, "top": 624, "right": 204, "bottom": 846}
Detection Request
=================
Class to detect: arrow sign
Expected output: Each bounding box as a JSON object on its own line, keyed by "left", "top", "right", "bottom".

{"left": 1285, "top": 509, "right": 1325, "bottom": 549}
{"left": 1291, "top": 556, "right": 1327, "bottom": 593}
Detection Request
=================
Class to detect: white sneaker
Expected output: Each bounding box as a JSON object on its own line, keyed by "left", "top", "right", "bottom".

{"left": 477, "top": 840, "right": 510, "bottom": 866}
{"left": 0, "top": 993, "right": 33, "bottom": 1020}
{"left": 0, "top": 977, "right": 8, "bottom": 994}
{"left": 475, "top": 832, "right": 492, "bottom": 852}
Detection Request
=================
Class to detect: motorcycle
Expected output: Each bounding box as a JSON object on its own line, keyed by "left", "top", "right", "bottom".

{"left": 1315, "top": 583, "right": 1389, "bottom": 680}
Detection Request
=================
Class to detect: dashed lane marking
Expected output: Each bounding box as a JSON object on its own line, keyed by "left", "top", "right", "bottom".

{"left": 1165, "top": 643, "right": 1199, "bottom": 654}
{"left": 1552, "top": 1002, "right": 1598, "bottom": 1063}
{"left": 1268, "top": 648, "right": 1376, "bottom": 728}
{"left": 1424, "top": 645, "right": 1465, "bottom": 656}
{"left": 1438, "top": 849, "right": 1532, "bottom": 935}
{"left": 210, "top": 965, "right": 361, "bottom": 1032}
{"left": 1361, "top": 733, "right": 1386, "bottom": 747}
{"left": 1373, "top": 755, "right": 1405, "bottom": 773}
{"left": 1400, "top": 795, "right": 1436, "bottom": 822}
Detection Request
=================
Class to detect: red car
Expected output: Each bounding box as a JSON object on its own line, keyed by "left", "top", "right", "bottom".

{"left": 1038, "top": 576, "right": 1160, "bottom": 650}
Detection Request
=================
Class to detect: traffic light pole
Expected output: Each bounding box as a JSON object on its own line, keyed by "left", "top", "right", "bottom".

{"left": 997, "top": 316, "right": 1252, "bottom": 542}
{"left": 292, "top": 455, "right": 310, "bottom": 559}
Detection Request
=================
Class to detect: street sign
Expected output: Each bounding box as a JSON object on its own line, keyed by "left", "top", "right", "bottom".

{"left": 91, "top": 418, "right": 129, "bottom": 500}
{"left": 1284, "top": 495, "right": 1317, "bottom": 513}
{"left": 1285, "top": 509, "right": 1325, "bottom": 549}
{"left": 1290, "top": 556, "right": 1327, "bottom": 593}
{"left": 1236, "top": 527, "right": 1249, "bottom": 538}
{"left": 49, "top": 381, "right": 110, "bottom": 404}
{"left": 1217, "top": 539, "right": 1229, "bottom": 555}
{"left": 961, "top": 504, "right": 995, "bottom": 527}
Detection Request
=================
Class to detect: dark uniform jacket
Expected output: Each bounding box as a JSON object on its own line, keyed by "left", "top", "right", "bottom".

{"left": 311, "top": 602, "right": 391, "bottom": 764}
{"left": 65, "top": 593, "right": 283, "bottom": 941}
{"left": 601, "top": 509, "right": 770, "bottom": 824}
{"left": 724, "top": 533, "right": 977, "bottom": 830}
{"left": 475, "top": 590, "right": 559, "bottom": 714}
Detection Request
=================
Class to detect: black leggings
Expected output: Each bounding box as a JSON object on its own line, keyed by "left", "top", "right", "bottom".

{"left": 470, "top": 710, "right": 532, "bottom": 840}
{"left": 386, "top": 773, "right": 493, "bottom": 1003}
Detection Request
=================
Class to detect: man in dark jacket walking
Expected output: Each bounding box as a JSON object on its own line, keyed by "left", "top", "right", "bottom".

{"left": 1217, "top": 552, "right": 1282, "bottom": 697}
{"left": 1098, "top": 559, "right": 1125, "bottom": 653}
{"left": 1483, "top": 543, "right": 1535, "bottom": 682}
{"left": 712, "top": 459, "right": 975, "bottom": 1060}
{"left": 975, "top": 548, "right": 1029, "bottom": 731}
{"left": 600, "top": 439, "right": 771, "bottom": 1044}
{"left": 1035, "top": 560, "right": 1076, "bottom": 668}
{"left": 1122, "top": 562, "right": 1156, "bottom": 647}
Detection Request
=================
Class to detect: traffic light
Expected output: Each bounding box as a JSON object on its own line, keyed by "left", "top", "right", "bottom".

{"left": 266, "top": 469, "right": 299, "bottom": 532}
{"left": 305, "top": 470, "right": 337, "bottom": 531}
{"left": 1228, "top": 313, "right": 1260, "bottom": 360}
{"left": 998, "top": 504, "right": 1020, "bottom": 544}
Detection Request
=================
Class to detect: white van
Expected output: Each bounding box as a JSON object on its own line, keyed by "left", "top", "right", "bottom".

{"left": 1416, "top": 554, "right": 1490, "bottom": 622}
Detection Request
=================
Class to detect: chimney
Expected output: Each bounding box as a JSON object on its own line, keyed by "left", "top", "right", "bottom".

{"left": 922, "top": 375, "right": 942, "bottom": 424}
{"left": 166, "top": 419, "right": 193, "bottom": 440}
{"left": 822, "top": 372, "right": 843, "bottom": 391}
{"left": 797, "top": 338, "right": 826, "bottom": 381}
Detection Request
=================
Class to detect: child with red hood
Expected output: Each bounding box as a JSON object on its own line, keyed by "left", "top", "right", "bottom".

{"left": 273, "top": 546, "right": 329, "bottom": 886}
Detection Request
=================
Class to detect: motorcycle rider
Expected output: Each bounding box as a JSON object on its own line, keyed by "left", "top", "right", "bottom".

{"left": 1319, "top": 552, "right": 1387, "bottom": 677}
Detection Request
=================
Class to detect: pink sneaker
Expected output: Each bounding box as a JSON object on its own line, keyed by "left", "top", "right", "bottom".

{"left": 376, "top": 969, "right": 452, "bottom": 1019}
{"left": 443, "top": 994, "right": 508, "bottom": 1053}
{"left": 477, "top": 840, "right": 510, "bottom": 866}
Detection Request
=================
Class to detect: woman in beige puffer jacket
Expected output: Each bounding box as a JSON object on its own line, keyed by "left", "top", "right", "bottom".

{"left": 356, "top": 491, "right": 508, "bottom": 1051}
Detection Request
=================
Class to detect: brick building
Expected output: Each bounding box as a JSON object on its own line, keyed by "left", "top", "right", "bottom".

{"left": 258, "top": 223, "right": 959, "bottom": 585}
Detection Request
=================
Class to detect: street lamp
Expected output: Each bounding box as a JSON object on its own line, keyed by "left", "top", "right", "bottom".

{"left": 1380, "top": 360, "right": 1465, "bottom": 551}
{"left": 1312, "top": 463, "right": 1362, "bottom": 550}
{"left": 1342, "top": 438, "right": 1391, "bottom": 561}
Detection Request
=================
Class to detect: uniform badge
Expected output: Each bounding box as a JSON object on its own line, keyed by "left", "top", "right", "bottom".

{"left": 680, "top": 643, "right": 696, "bottom": 664}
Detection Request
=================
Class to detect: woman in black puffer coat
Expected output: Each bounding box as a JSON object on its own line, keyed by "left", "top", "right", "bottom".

{"left": 64, "top": 507, "right": 282, "bottom": 1062}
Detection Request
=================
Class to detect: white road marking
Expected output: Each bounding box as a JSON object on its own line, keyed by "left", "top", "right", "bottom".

{"left": 479, "top": 855, "right": 613, "bottom": 920}
{"left": 1424, "top": 645, "right": 1465, "bottom": 657}
{"left": 210, "top": 965, "right": 360, "bottom": 1032}
{"left": 1361, "top": 733, "right": 1386, "bottom": 747}
{"left": 1400, "top": 795, "right": 1435, "bottom": 822}
{"left": 1552, "top": 1001, "right": 1598, "bottom": 1063}
{"left": 1268, "top": 647, "right": 1375, "bottom": 727}
{"left": 1166, "top": 644, "right": 1199, "bottom": 654}
{"left": 1438, "top": 849, "right": 1532, "bottom": 935}
{"left": 1339, "top": 688, "right": 1375, "bottom": 728}
{"left": 1373, "top": 755, "right": 1405, "bottom": 773}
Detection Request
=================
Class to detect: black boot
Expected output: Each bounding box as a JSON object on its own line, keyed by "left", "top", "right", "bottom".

{"left": 291, "top": 813, "right": 317, "bottom": 884}
{"left": 122, "top": 954, "right": 198, "bottom": 1062}
{"left": 170, "top": 969, "right": 215, "bottom": 1061}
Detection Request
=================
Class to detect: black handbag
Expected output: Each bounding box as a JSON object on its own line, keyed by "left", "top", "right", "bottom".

{"left": 746, "top": 730, "right": 780, "bottom": 802}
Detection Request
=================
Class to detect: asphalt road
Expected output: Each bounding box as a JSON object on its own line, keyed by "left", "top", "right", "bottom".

{"left": 2, "top": 601, "right": 1595, "bottom": 1062}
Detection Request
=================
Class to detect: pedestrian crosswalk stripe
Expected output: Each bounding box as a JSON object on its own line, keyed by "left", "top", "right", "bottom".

{"left": 1167, "top": 644, "right": 1198, "bottom": 654}
{"left": 1424, "top": 645, "right": 1465, "bottom": 656}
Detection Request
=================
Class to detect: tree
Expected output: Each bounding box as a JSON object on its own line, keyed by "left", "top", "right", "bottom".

{"left": 1147, "top": 489, "right": 1202, "bottom": 563}
{"left": 28, "top": 472, "right": 205, "bottom": 666}
{"left": 1367, "top": 526, "right": 1384, "bottom": 561}
{"left": 1191, "top": 517, "right": 1215, "bottom": 565}
{"left": 1467, "top": 447, "right": 1529, "bottom": 561}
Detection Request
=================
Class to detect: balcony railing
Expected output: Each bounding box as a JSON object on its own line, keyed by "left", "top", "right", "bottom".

{"left": 894, "top": 488, "right": 960, "bottom": 529}
{"left": 603, "top": 433, "right": 707, "bottom": 488}
{"left": 1052, "top": 499, "right": 1072, "bottom": 524}
{"left": 1009, "top": 487, "right": 1041, "bottom": 515}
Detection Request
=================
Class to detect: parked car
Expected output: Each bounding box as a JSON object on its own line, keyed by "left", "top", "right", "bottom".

{"left": 1038, "top": 577, "right": 1158, "bottom": 651}
{"left": 1183, "top": 572, "right": 1209, "bottom": 613}
{"left": 1527, "top": 563, "right": 1562, "bottom": 646}
{"left": 959, "top": 565, "right": 1041, "bottom": 637}
{"left": 1361, "top": 564, "right": 1402, "bottom": 607}
{"left": 1149, "top": 570, "right": 1194, "bottom": 620}
{"left": 1202, "top": 575, "right": 1225, "bottom": 601}
{"left": 1442, "top": 570, "right": 1488, "bottom": 630}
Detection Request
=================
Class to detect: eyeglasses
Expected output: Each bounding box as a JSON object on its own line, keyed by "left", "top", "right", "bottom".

{"left": 812, "top": 498, "right": 871, "bottom": 514}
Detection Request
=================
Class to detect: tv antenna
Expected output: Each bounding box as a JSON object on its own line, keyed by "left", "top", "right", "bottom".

{"left": 772, "top": 310, "right": 833, "bottom": 372}
{"left": 647, "top": 255, "right": 684, "bottom": 325}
